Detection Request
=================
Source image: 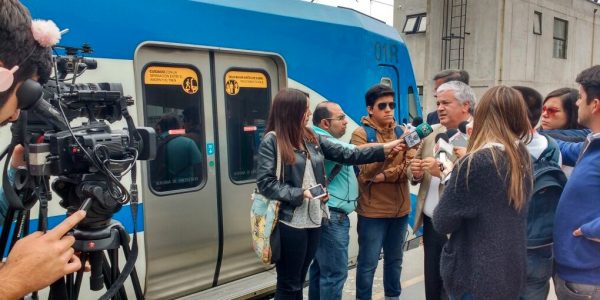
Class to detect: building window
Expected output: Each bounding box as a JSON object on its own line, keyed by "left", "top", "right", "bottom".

{"left": 403, "top": 14, "right": 427, "bottom": 34}
{"left": 533, "top": 11, "right": 542, "bottom": 35}
{"left": 553, "top": 18, "right": 568, "bottom": 59}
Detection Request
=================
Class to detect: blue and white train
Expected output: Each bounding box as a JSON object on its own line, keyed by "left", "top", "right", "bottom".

{"left": 17, "top": 0, "right": 422, "bottom": 298}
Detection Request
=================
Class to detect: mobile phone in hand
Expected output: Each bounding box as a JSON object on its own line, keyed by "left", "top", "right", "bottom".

{"left": 308, "top": 184, "right": 327, "bottom": 199}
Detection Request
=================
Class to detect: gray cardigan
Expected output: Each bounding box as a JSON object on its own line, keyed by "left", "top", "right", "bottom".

{"left": 433, "top": 147, "right": 531, "bottom": 300}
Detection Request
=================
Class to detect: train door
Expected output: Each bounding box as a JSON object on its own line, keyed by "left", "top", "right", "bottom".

{"left": 134, "top": 44, "right": 285, "bottom": 299}
{"left": 212, "top": 52, "right": 284, "bottom": 285}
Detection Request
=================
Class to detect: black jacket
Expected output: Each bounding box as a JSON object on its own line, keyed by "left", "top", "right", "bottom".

{"left": 256, "top": 131, "right": 385, "bottom": 222}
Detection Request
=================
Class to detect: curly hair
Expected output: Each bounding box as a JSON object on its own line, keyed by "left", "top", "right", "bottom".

{"left": 0, "top": 0, "right": 52, "bottom": 107}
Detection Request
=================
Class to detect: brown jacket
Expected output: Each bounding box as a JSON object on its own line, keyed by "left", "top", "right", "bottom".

{"left": 350, "top": 116, "right": 413, "bottom": 218}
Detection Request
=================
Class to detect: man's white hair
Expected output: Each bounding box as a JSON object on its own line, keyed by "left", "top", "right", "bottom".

{"left": 436, "top": 81, "right": 477, "bottom": 113}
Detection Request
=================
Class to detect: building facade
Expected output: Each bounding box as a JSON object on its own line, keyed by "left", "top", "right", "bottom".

{"left": 395, "top": 0, "right": 600, "bottom": 114}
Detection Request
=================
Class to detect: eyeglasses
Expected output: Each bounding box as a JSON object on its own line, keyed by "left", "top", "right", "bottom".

{"left": 325, "top": 115, "right": 346, "bottom": 121}
{"left": 542, "top": 106, "right": 561, "bottom": 116}
{"left": 376, "top": 102, "right": 396, "bottom": 110}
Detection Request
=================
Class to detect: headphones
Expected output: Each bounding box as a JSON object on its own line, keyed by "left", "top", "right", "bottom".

{"left": 0, "top": 63, "right": 43, "bottom": 109}
{"left": 0, "top": 65, "right": 20, "bottom": 92}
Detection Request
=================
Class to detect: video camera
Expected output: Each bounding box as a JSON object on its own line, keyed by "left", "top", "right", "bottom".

{"left": 11, "top": 44, "right": 156, "bottom": 229}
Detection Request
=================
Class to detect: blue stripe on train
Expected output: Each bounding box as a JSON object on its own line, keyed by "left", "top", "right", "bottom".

{"left": 1, "top": 204, "right": 144, "bottom": 257}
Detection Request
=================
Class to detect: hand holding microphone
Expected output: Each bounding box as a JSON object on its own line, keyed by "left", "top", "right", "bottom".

{"left": 402, "top": 122, "right": 434, "bottom": 148}
{"left": 434, "top": 133, "right": 454, "bottom": 179}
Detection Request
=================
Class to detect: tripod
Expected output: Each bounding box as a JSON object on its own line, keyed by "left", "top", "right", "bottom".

{"left": 51, "top": 220, "right": 143, "bottom": 300}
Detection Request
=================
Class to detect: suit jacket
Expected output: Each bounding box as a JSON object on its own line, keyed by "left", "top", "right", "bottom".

{"left": 406, "top": 124, "right": 458, "bottom": 231}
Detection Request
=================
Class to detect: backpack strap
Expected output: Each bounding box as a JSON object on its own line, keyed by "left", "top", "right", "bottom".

{"left": 362, "top": 125, "right": 377, "bottom": 143}
{"left": 362, "top": 125, "right": 403, "bottom": 143}
{"left": 538, "top": 134, "right": 560, "bottom": 163}
{"left": 327, "top": 164, "right": 343, "bottom": 186}
{"left": 394, "top": 125, "right": 403, "bottom": 139}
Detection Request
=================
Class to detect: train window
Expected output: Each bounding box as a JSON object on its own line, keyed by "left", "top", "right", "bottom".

{"left": 408, "top": 86, "right": 419, "bottom": 122}
{"left": 224, "top": 69, "right": 271, "bottom": 183}
{"left": 142, "top": 64, "right": 206, "bottom": 193}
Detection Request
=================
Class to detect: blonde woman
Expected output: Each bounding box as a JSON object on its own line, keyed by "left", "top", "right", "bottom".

{"left": 433, "top": 86, "right": 534, "bottom": 300}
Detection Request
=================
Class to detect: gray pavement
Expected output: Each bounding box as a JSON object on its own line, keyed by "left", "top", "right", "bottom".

{"left": 305, "top": 245, "right": 558, "bottom": 300}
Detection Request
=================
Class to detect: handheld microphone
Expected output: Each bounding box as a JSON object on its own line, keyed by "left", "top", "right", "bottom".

{"left": 434, "top": 133, "right": 454, "bottom": 179}
{"left": 404, "top": 116, "right": 423, "bottom": 131}
{"left": 411, "top": 116, "right": 423, "bottom": 127}
{"left": 458, "top": 121, "right": 469, "bottom": 135}
{"left": 447, "top": 128, "right": 469, "bottom": 147}
{"left": 402, "top": 122, "right": 434, "bottom": 148}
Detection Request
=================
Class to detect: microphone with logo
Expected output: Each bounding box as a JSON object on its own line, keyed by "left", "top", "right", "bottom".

{"left": 434, "top": 132, "right": 454, "bottom": 180}
{"left": 402, "top": 122, "right": 434, "bottom": 148}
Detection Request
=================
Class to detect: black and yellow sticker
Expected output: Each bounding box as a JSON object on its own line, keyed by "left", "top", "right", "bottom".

{"left": 224, "top": 71, "right": 267, "bottom": 95}
{"left": 144, "top": 66, "right": 199, "bottom": 94}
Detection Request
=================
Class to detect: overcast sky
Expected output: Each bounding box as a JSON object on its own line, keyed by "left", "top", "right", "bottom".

{"left": 306, "top": 0, "right": 395, "bottom": 25}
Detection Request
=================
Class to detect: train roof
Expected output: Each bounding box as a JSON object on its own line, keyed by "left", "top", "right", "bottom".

{"left": 24, "top": 0, "right": 416, "bottom": 110}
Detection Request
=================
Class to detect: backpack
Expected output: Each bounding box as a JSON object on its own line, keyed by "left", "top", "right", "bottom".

{"left": 526, "top": 135, "right": 567, "bottom": 248}
{"left": 363, "top": 124, "right": 403, "bottom": 143}
{"left": 150, "top": 134, "right": 180, "bottom": 190}
{"left": 354, "top": 125, "right": 403, "bottom": 176}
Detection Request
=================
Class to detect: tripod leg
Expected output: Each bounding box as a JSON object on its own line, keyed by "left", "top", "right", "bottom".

{"left": 108, "top": 248, "right": 128, "bottom": 300}
{"left": 118, "top": 227, "right": 143, "bottom": 300}
{"left": 73, "top": 252, "right": 88, "bottom": 300}
{"left": 0, "top": 207, "right": 16, "bottom": 254}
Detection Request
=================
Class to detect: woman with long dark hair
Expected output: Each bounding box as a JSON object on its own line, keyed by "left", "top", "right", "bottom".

{"left": 256, "top": 88, "right": 405, "bottom": 299}
{"left": 433, "top": 86, "right": 534, "bottom": 300}
{"left": 540, "top": 87, "right": 580, "bottom": 130}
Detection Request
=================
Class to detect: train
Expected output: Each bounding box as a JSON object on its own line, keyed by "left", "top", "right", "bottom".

{"left": 10, "top": 0, "right": 422, "bottom": 298}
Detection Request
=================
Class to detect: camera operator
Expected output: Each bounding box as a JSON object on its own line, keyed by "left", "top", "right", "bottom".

{"left": 0, "top": 0, "right": 86, "bottom": 298}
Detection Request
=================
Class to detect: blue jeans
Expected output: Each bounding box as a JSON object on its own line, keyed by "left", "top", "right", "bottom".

{"left": 449, "top": 293, "right": 474, "bottom": 300}
{"left": 520, "top": 246, "right": 553, "bottom": 300}
{"left": 308, "top": 209, "right": 350, "bottom": 300}
{"left": 356, "top": 215, "right": 408, "bottom": 300}
{"left": 554, "top": 275, "right": 600, "bottom": 300}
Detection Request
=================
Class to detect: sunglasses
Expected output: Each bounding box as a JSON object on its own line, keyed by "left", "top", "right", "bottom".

{"left": 542, "top": 106, "right": 561, "bottom": 116}
{"left": 376, "top": 102, "right": 396, "bottom": 110}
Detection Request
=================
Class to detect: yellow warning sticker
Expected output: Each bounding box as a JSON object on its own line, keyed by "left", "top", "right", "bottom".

{"left": 225, "top": 71, "right": 267, "bottom": 95}
{"left": 144, "top": 66, "right": 199, "bottom": 94}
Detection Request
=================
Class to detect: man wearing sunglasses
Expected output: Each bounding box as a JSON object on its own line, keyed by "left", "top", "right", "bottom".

{"left": 0, "top": 0, "right": 86, "bottom": 298}
{"left": 553, "top": 65, "right": 600, "bottom": 300}
{"left": 350, "top": 84, "right": 412, "bottom": 300}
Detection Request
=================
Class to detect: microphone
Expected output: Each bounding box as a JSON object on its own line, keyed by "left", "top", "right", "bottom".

{"left": 434, "top": 133, "right": 454, "bottom": 179}
{"left": 403, "top": 122, "right": 434, "bottom": 148}
{"left": 16, "top": 79, "right": 69, "bottom": 131}
{"left": 404, "top": 116, "right": 423, "bottom": 131}
{"left": 458, "top": 121, "right": 469, "bottom": 135}
{"left": 411, "top": 116, "right": 423, "bottom": 127}
{"left": 447, "top": 128, "right": 469, "bottom": 147}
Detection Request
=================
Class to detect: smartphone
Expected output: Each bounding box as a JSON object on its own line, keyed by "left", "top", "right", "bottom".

{"left": 308, "top": 184, "right": 327, "bottom": 199}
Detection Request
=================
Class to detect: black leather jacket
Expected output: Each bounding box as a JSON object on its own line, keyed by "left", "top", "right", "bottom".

{"left": 256, "top": 131, "right": 385, "bottom": 222}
